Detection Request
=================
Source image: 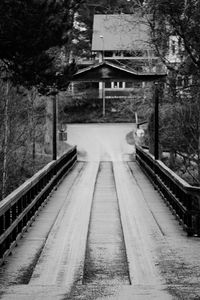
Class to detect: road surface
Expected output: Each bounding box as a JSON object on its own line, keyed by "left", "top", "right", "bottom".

{"left": 1, "top": 124, "right": 200, "bottom": 299}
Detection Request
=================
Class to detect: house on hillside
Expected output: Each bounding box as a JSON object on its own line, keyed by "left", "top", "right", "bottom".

{"left": 67, "top": 13, "right": 168, "bottom": 122}
{"left": 91, "top": 14, "right": 164, "bottom": 98}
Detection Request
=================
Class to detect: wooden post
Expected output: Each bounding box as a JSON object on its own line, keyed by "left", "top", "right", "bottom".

{"left": 154, "top": 83, "right": 159, "bottom": 160}
{"left": 52, "top": 95, "right": 57, "bottom": 160}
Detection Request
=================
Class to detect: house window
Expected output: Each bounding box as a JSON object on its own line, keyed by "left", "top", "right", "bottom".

{"left": 104, "top": 51, "right": 113, "bottom": 57}
{"left": 105, "top": 82, "right": 111, "bottom": 88}
{"left": 113, "top": 82, "right": 123, "bottom": 88}
{"left": 114, "top": 51, "right": 123, "bottom": 57}
{"left": 123, "top": 51, "right": 133, "bottom": 57}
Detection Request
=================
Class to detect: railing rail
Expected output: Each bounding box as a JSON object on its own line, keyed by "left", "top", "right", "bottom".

{"left": 0, "top": 147, "right": 77, "bottom": 264}
{"left": 136, "top": 145, "right": 200, "bottom": 236}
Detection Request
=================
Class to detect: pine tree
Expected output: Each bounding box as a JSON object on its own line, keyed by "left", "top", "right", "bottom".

{"left": 0, "top": 0, "right": 83, "bottom": 90}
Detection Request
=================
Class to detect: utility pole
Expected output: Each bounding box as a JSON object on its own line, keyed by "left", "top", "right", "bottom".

{"left": 100, "top": 35, "right": 106, "bottom": 117}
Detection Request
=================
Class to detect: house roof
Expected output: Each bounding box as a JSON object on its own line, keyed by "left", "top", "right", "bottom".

{"left": 72, "top": 61, "right": 167, "bottom": 82}
{"left": 92, "top": 14, "right": 151, "bottom": 51}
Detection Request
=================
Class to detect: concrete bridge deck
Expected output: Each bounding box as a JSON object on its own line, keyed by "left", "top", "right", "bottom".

{"left": 0, "top": 124, "right": 200, "bottom": 300}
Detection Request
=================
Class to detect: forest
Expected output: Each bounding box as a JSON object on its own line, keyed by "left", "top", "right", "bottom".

{"left": 1, "top": 0, "right": 200, "bottom": 199}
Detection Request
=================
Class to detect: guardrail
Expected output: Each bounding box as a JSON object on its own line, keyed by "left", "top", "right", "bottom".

{"left": 0, "top": 147, "right": 77, "bottom": 265}
{"left": 136, "top": 145, "right": 200, "bottom": 236}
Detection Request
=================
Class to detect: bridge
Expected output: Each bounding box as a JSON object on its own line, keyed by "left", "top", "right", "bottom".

{"left": 0, "top": 124, "right": 200, "bottom": 300}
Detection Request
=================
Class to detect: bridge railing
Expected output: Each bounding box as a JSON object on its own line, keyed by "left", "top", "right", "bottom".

{"left": 136, "top": 145, "right": 200, "bottom": 236}
{"left": 0, "top": 147, "right": 77, "bottom": 265}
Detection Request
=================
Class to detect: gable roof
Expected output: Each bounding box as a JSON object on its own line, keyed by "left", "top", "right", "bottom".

{"left": 72, "top": 61, "right": 166, "bottom": 82}
{"left": 92, "top": 14, "right": 151, "bottom": 51}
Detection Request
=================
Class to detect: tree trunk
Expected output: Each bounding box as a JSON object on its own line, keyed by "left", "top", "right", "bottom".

{"left": 197, "top": 95, "right": 200, "bottom": 184}
{"left": 44, "top": 97, "right": 53, "bottom": 155}
{"left": 31, "top": 91, "right": 36, "bottom": 163}
{"left": 198, "top": 117, "right": 200, "bottom": 184}
{"left": 169, "top": 150, "right": 176, "bottom": 169}
{"left": 2, "top": 81, "right": 10, "bottom": 200}
{"left": 27, "top": 89, "right": 36, "bottom": 164}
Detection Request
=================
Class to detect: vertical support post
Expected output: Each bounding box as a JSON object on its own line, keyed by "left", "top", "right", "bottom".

{"left": 154, "top": 82, "right": 159, "bottom": 160}
{"left": 53, "top": 95, "right": 57, "bottom": 160}
{"left": 135, "top": 112, "right": 138, "bottom": 128}
{"left": 102, "top": 81, "right": 105, "bottom": 117}
{"left": 99, "top": 82, "right": 103, "bottom": 98}
{"left": 100, "top": 35, "right": 105, "bottom": 117}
